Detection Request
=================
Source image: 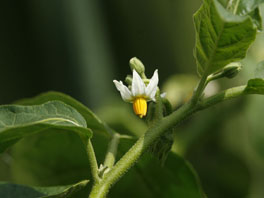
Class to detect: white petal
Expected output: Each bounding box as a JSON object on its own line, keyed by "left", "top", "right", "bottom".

{"left": 113, "top": 80, "right": 133, "bottom": 102}
{"left": 131, "top": 70, "right": 145, "bottom": 96}
{"left": 146, "top": 69, "right": 159, "bottom": 98}
{"left": 149, "top": 87, "right": 157, "bottom": 101}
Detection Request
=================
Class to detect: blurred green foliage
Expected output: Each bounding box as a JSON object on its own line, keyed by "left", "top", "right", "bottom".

{"left": 1, "top": 1, "right": 264, "bottom": 198}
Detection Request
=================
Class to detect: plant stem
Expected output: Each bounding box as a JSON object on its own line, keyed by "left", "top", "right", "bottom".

{"left": 191, "top": 74, "right": 208, "bottom": 105}
{"left": 233, "top": 0, "right": 240, "bottom": 15}
{"left": 196, "top": 85, "right": 246, "bottom": 110}
{"left": 86, "top": 139, "right": 100, "bottom": 184}
{"left": 103, "top": 133, "right": 120, "bottom": 169}
{"left": 89, "top": 83, "right": 258, "bottom": 198}
{"left": 89, "top": 102, "right": 194, "bottom": 198}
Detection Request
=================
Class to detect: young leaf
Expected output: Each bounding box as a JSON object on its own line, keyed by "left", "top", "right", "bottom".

{"left": 0, "top": 101, "right": 92, "bottom": 153}
{"left": 248, "top": 7, "right": 262, "bottom": 31}
{"left": 16, "top": 91, "right": 113, "bottom": 137}
{"left": 245, "top": 78, "right": 264, "bottom": 94}
{"left": 194, "top": 0, "right": 256, "bottom": 77}
{"left": 0, "top": 180, "right": 89, "bottom": 198}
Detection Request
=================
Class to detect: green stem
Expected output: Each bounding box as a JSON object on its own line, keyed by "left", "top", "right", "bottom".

{"left": 196, "top": 85, "right": 246, "bottom": 110}
{"left": 191, "top": 74, "right": 208, "bottom": 105}
{"left": 89, "top": 102, "right": 194, "bottom": 198}
{"left": 89, "top": 84, "right": 256, "bottom": 198}
{"left": 233, "top": 0, "right": 240, "bottom": 15}
{"left": 86, "top": 139, "right": 100, "bottom": 184}
{"left": 103, "top": 133, "right": 120, "bottom": 169}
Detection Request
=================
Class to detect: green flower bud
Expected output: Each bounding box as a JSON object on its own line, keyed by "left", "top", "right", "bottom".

{"left": 129, "top": 57, "right": 145, "bottom": 75}
{"left": 222, "top": 62, "right": 242, "bottom": 79}
{"left": 208, "top": 62, "right": 242, "bottom": 82}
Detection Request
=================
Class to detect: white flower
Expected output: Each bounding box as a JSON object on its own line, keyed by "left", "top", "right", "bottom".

{"left": 113, "top": 69, "right": 159, "bottom": 118}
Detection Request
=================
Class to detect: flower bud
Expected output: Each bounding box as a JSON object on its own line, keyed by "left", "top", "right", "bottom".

{"left": 209, "top": 62, "right": 242, "bottom": 81}
{"left": 222, "top": 62, "right": 242, "bottom": 79}
{"left": 129, "top": 57, "right": 145, "bottom": 75}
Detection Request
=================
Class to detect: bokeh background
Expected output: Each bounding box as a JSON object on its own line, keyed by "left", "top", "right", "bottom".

{"left": 1, "top": 1, "right": 264, "bottom": 198}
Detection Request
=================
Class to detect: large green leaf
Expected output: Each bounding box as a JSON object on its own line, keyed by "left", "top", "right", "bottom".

{"left": 9, "top": 97, "right": 136, "bottom": 187}
{"left": 10, "top": 130, "right": 91, "bottom": 186}
{"left": 0, "top": 180, "right": 89, "bottom": 198}
{"left": 109, "top": 153, "right": 205, "bottom": 198}
{"left": 0, "top": 101, "right": 92, "bottom": 153}
{"left": 194, "top": 0, "right": 256, "bottom": 76}
{"left": 16, "top": 91, "right": 112, "bottom": 137}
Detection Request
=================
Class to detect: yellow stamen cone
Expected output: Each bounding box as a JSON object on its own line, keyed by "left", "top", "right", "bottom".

{"left": 133, "top": 98, "right": 147, "bottom": 118}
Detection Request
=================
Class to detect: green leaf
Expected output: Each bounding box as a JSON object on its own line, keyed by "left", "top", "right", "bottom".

{"left": 16, "top": 91, "right": 112, "bottom": 137}
{"left": 194, "top": 0, "right": 256, "bottom": 76}
{"left": 9, "top": 101, "right": 135, "bottom": 187}
{"left": 0, "top": 101, "right": 92, "bottom": 153}
{"left": 10, "top": 130, "right": 91, "bottom": 186}
{"left": 238, "top": 1, "right": 263, "bottom": 31}
{"left": 218, "top": 0, "right": 264, "bottom": 14}
{"left": 248, "top": 7, "right": 262, "bottom": 31}
{"left": 245, "top": 78, "right": 264, "bottom": 94}
{"left": 109, "top": 153, "right": 205, "bottom": 198}
{"left": 0, "top": 180, "right": 89, "bottom": 198}
{"left": 218, "top": 0, "right": 263, "bottom": 30}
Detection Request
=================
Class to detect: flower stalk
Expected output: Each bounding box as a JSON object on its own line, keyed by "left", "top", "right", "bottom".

{"left": 103, "top": 133, "right": 120, "bottom": 169}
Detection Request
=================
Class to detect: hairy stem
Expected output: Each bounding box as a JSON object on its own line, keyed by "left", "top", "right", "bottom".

{"left": 86, "top": 139, "right": 100, "bottom": 184}
{"left": 89, "top": 83, "right": 257, "bottom": 198}
{"left": 103, "top": 133, "right": 120, "bottom": 169}
{"left": 89, "top": 102, "right": 194, "bottom": 198}
{"left": 196, "top": 85, "right": 246, "bottom": 110}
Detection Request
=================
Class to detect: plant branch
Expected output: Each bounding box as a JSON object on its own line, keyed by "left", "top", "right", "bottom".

{"left": 191, "top": 74, "right": 208, "bottom": 105}
{"left": 103, "top": 133, "right": 120, "bottom": 169}
{"left": 89, "top": 83, "right": 262, "bottom": 198}
{"left": 89, "top": 102, "right": 194, "bottom": 198}
{"left": 86, "top": 139, "right": 100, "bottom": 184}
{"left": 196, "top": 85, "right": 247, "bottom": 110}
